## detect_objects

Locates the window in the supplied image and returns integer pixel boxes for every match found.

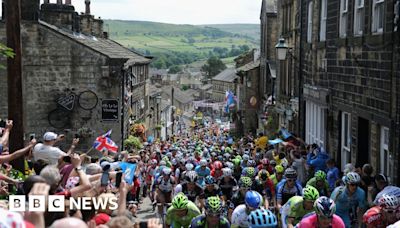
[372,0,385,33]
[305,101,326,148]
[380,127,393,182]
[339,0,348,37]
[354,0,364,35]
[320,0,327,41]
[341,112,351,170]
[307,1,313,43]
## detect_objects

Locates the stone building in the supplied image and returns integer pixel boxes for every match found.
[0,0,151,150]
[211,68,237,102]
[293,0,400,184]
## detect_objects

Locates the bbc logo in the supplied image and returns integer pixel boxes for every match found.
[9,195,65,212]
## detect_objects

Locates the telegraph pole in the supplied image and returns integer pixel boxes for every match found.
[171,87,175,137]
[6,0,25,171]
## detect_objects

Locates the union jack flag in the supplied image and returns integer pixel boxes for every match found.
[93,130,118,153]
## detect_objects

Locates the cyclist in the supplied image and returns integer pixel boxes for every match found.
[166,192,201,228]
[201,176,223,208]
[190,196,230,228]
[276,167,303,211]
[146,159,158,203]
[281,185,320,228]
[155,167,175,217]
[297,196,345,228]
[231,191,263,228]
[211,161,224,180]
[330,172,367,228]
[257,158,274,174]
[247,208,278,228]
[363,194,400,228]
[195,159,211,188]
[252,169,275,208]
[219,168,238,202]
[270,165,284,186]
[242,166,256,178]
[307,170,331,197]
[229,176,253,220]
[181,171,204,203]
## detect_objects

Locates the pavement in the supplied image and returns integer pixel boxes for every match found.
[135,196,159,222]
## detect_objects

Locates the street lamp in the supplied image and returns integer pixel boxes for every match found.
[275,38,288,61]
[156,94,162,139]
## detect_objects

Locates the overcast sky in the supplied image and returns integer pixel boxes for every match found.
[64,0,261,25]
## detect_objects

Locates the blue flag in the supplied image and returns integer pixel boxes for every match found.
[119,162,137,185]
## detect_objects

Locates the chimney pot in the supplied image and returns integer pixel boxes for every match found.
[44,0,50,3]
[85,0,90,15]
[57,0,63,4]
[65,0,71,4]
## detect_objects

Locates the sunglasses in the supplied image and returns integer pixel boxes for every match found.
[206,212,221,217]
[383,209,396,214]
[349,183,358,187]
[287,179,295,182]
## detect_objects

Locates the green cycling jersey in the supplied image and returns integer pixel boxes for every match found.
[166,201,201,228]
[287,196,315,225]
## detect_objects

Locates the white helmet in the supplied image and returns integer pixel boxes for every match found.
[200,159,208,166]
[185,163,194,171]
[160,160,167,166]
[243,154,250,161]
[345,172,361,185]
[378,194,400,209]
[174,184,183,195]
[163,167,172,175]
[222,168,232,177]
[185,170,198,182]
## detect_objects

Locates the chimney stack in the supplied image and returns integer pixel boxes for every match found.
[44,0,50,3]
[85,0,90,15]
[65,0,71,4]
[57,0,63,4]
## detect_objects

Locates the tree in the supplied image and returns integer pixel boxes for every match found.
[0,43,15,69]
[169,65,182,74]
[201,56,227,78]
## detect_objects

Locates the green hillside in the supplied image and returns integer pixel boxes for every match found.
[200,24,260,41]
[104,20,259,69]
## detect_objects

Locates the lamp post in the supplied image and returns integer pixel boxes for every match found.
[275,38,288,61]
[156,94,161,139]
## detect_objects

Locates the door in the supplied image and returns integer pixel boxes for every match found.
[341,112,351,170]
[357,117,370,167]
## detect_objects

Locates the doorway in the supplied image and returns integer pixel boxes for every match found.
[357,117,370,167]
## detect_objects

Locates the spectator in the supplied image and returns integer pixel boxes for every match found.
[32,132,79,166]
[306,146,329,173]
[326,159,340,191]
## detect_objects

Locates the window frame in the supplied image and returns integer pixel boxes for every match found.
[320,0,327,41]
[372,0,385,34]
[354,0,364,36]
[341,112,351,170]
[307,1,313,43]
[339,0,348,38]
[380,126,391,180]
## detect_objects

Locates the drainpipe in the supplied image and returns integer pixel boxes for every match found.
[298,0,304,138]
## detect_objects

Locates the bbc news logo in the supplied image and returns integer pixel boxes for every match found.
[9,195,118,212]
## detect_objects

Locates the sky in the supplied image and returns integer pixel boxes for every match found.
[65,0,262,25]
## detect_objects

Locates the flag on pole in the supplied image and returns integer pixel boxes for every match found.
[93,130,118,153]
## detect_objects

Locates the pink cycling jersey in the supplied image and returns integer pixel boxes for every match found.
[297,213,345,228]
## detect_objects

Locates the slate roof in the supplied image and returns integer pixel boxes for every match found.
[212,68,237,82]
[39,20,151,65]
[237,59,261,72]
[200,84,213,90]
[163,86,195,104]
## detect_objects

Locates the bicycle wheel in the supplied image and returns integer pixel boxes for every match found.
[78,90,98,110]
[48,109,71,129]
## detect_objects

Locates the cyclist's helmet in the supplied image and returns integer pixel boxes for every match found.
[185,163,194,171]
[345,172,361,185]
[247,160,256,167]
[222,167,233,177]
[314,170,327,181]
[225,161,234,169]
[284,167,297,179]
[246,167,256,177]
[314,196,336,218]
[150,159,158,165]
[205,176,215,185]
[217,155,224,161]
[205,196,222,214]
[163,167,172,175]
[162,156,170,162]
[247,209,278,228]
[233,159,241,167]
[275,165,284,174]
[261,158,270,165]
[258,170,270,181]
[160,160,167,166]
[185,170,198,183]
[174,184,182,195]
[239,176,253,188]
[172,192,188,209]
[200,159,208,167]
[303,185,320,201]
[213,161,223,170]
[243,154,250,161]
[378,194,400,209]
[245,190,263,209]
[171,159,178,166]
[224,153,231,159]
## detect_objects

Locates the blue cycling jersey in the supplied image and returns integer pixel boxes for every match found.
[276,179,303,202]
[331,186,367,228]
[195,165,211,187]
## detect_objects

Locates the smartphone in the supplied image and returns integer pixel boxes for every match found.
[63,156,71,163]
[100,171,109,187]
[29,134,35,141]
[115,172,122,188]
[0,120,5,128]
[139,221,148,228]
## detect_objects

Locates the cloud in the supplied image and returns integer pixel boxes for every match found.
[69,0,261,24]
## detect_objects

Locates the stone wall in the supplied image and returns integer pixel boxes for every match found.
[0,22,123,151]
